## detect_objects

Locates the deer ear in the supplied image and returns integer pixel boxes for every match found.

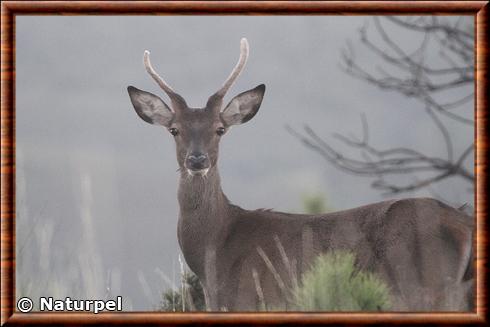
[221,84,265,126]
[127,86,174,127]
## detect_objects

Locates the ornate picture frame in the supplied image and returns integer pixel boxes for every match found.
[1,1,487,325]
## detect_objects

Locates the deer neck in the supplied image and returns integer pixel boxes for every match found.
[177,166,231,279]
[177,166,230,230]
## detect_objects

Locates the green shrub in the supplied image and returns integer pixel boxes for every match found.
[292,251,391,311]
[302,193,329,214]
[158,254,391,312]
[158,271,205,312]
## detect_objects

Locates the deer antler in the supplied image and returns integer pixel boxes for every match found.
[143,50,187,107]
[215,38,249,98]
[144,50,175,95]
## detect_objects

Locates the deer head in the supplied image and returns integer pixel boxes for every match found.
[127,38,265,176]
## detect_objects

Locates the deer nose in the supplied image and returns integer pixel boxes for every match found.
[186,153,209,170]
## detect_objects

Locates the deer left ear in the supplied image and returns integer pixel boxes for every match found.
[221,84,265,126]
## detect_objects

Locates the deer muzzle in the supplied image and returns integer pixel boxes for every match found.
[186,153,210,172]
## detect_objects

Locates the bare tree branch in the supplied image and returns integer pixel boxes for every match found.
[288,116,474,195]
[290,17,474,197]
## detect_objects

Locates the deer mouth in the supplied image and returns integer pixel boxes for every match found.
[187,168,210,177]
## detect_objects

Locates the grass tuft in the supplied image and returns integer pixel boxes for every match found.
[292,251,391,311]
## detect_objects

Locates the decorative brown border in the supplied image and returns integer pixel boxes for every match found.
[1,1,488,325]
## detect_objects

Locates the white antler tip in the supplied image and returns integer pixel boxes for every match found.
[141,49,175,94]
[240,38,249,51]
[143,50,151,64]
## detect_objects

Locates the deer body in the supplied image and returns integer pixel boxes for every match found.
[128,39,474,311]
[177,166,473,311]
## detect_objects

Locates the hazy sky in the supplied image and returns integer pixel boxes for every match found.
[16,16,474,310]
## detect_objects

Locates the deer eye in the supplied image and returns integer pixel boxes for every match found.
[169,128,179,136]
[216,127,226,136]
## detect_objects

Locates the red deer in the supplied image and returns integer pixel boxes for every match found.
[127,39,474,311]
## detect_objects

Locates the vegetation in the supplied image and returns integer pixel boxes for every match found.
[16,173,108,310]
[292,251,391,311]
[158,251,391,312]
[158,271,205,312]
[301,192,330,214]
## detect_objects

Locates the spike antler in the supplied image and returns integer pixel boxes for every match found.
[143,50,175,95]
[214,38,249,98]
[144,50,185,104]
[144,39,248,109]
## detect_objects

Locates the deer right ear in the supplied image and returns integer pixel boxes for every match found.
[127,86,174,127]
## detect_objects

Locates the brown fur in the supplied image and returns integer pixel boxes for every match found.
[176,169,474,311]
